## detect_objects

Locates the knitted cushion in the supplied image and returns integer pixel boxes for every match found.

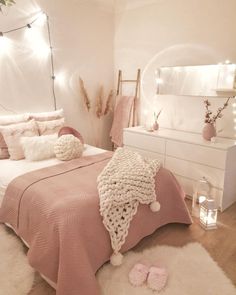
[54,134,83,161]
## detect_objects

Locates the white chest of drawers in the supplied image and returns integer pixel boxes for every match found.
[123,126,236,211]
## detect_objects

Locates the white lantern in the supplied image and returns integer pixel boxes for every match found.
[192,177,211,217]
[200,199,218,230]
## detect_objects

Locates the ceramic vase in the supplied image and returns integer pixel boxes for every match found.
[153,121,159,131]
[202,123,216,141]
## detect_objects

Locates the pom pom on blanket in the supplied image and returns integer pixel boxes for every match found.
[110,252,123,266]
[54,134,83,161]
[150,201,161,212]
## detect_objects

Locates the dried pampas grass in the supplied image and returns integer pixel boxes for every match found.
[96,86,104,118]
[103,90,113,115]
[79,77,90,111]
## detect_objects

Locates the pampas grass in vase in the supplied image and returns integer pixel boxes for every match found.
[79,77,114,147]
[96,86,104,118]
[103,90,113,115]
[79,77,90,111]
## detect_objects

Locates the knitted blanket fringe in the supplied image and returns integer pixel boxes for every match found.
[97,148,161,266]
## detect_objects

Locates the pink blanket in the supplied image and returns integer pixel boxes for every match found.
[110,96,135,146]
[0,152,192,295]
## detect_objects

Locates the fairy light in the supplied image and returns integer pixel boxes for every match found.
[0,33,11,55]
[0,11,57,110]
[35,12,47,26]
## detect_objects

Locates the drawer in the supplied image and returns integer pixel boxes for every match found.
[124,146,165,164]
[166,140,226,170]
[123,131,165,154]
[165,156,225,189]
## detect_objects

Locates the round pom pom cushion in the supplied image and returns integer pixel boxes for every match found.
[54,134,83,161]
[58,126,84,144]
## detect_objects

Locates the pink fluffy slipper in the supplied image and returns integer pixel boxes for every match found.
[147,266,168,291]
[128,263,149,287]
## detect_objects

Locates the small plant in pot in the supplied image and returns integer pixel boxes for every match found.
[153,109,162,131]
[202,97,231,141]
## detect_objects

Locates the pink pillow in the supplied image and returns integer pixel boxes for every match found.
[58,126,84,144]
[0,113,29,159]
[0,120,39,160]
[36,118,65,135]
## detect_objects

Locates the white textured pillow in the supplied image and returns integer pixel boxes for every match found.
[21,134,58,161]
[0,120,39,160]
[0,113,29,125]
[29,109,64,121]
[36,118,65,135]
[54,134,83,161]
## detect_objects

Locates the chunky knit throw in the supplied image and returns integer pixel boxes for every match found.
[97,148,161,265]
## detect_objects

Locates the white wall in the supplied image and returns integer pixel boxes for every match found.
[0,0,114,148]
[114,0,236,139]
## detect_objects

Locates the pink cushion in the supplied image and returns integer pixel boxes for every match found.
[58,126,84,144]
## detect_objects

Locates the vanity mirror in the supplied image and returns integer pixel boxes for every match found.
[156,63,236,97]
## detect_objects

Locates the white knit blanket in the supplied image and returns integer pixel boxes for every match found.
[97,148,161,265]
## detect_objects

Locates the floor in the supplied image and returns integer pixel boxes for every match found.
[28,200,236,294]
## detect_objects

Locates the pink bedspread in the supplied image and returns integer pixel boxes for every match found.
[0,152,192,295]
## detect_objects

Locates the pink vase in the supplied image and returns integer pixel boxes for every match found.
[153,121,159,131]
[202,123,216,141]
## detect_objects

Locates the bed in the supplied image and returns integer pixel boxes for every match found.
[0,144,192,295]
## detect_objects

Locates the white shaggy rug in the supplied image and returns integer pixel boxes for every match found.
[97,243,236,295]
[0,225,34,295]
[0,224,235,295]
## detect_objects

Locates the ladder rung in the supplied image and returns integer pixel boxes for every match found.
[121,79,137,82]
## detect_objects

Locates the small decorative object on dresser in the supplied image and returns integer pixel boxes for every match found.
[200,198,218,230]
[202,97,231,141]
[192,177,211,217]
[202,123,216,141]
[153,110,162,131]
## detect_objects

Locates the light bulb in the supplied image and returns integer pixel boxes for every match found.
[0,35,11,55]
[24,27,50,59]
[55,71,66,87]
[155,78,163,84]
[36,12,47,26]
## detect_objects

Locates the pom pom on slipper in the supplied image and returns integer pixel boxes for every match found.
[147,266,168,291]
[128,263,149,287]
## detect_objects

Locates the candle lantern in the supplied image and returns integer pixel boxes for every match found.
[192,177,211,217]
[200,199,218,230]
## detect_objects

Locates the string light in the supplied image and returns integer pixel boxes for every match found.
[0,11,57,110]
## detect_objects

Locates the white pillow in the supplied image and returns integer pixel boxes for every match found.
[29,109,64,121]
[21,134,58,161]
[0,113,29,125]
[0,113,29,159]
[0,120,39,160]
[36,118,65,135]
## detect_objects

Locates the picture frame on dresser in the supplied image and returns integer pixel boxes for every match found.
[123,126,236,211]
